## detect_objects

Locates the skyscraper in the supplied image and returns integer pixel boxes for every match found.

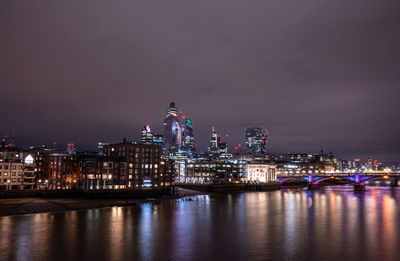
[181,116,196,155]
[208,126,219,154]
[245,127,268,155]
[163,102,181,154]
[208,127,230,158]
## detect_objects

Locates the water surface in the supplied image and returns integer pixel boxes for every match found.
[1,186,400,261]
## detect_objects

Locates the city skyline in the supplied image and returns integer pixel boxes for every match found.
[1,1,399,162]
[0,100,397,165]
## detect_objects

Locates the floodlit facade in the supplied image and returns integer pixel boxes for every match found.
[245,163,277,183]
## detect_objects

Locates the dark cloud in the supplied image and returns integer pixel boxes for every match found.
[1,0,399,162]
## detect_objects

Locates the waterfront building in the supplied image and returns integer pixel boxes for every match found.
[270,151,340,176]
[245,127,268,155]
[79,152,104,190]
[159,156,174,187]
[40,153,81,189]
[0,148,36,190]
[245,163,277,183]
[103,141,162,189]
[175,159,246,184]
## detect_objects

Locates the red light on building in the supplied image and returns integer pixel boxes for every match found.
[238,144,241,147]
[235,147,238,150]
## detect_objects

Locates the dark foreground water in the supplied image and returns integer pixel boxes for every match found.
[1,186,400,261]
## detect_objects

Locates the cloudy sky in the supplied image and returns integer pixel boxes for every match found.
[1,0,399,162]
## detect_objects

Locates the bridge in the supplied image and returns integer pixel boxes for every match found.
[277,171,400,191]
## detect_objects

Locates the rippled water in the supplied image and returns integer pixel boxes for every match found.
[1,186,400,261]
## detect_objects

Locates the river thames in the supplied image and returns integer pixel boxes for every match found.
[1,186,400,261]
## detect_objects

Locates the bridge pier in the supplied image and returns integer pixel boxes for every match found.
[391,177,398,187]
[307,183,320,190]
[354,183,365,192]
[353,171,365,191]
[307,173,320,190]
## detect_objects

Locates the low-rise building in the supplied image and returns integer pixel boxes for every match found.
[175,159,246,184]
[41,153,81,189]
[0,148,36,190]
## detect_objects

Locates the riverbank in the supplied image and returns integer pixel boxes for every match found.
[0,187,203,217]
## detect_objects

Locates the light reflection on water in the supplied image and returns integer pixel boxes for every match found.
[1,186,400,261]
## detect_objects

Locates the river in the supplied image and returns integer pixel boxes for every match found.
[1,186,400,261]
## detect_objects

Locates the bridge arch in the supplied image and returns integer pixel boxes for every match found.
[360,176,390,185]
[312,176,353,184]
[277,177,308,183]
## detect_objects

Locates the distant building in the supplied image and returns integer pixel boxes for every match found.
[207,127,230,158]
[163,102,181,155]
[67,143,77,155]
[181,117,196,156]
[141,125,154,145]
[152,134,163,148]
[97,142,109,155]
[245,127,268,155]
[208,127,219,155]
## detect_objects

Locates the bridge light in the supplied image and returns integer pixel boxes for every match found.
[330,176,334,179]
[383,175,389,179]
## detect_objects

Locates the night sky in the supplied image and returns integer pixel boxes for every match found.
[1,1,399,162]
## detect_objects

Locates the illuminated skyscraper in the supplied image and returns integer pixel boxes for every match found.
[163,102,181,154]
[245,127,268,155]
[208,127,219,154]
[208,127,230,158]
[181,116,196,156]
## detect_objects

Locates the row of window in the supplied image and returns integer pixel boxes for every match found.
[0,178,22,183]
[0,165,24,170]
[0,172,23,176]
